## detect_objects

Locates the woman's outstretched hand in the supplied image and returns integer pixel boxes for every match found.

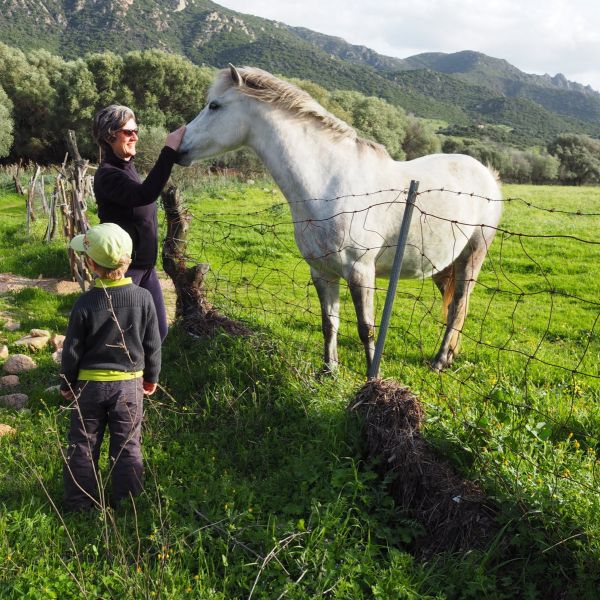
[165,126,186,151]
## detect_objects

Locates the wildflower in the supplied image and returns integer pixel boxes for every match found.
[573,440,580,450]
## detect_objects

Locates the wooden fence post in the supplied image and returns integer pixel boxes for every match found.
[25,165,41,235]
[161,184,248,337]
[12,160,25,195]
[61,130,92,290]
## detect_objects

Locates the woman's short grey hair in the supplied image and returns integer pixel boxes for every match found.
[92,104,136,148]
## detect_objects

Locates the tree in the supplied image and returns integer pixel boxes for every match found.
[548,134,600,185]
[402,116,441,160]
[49,58,99,157]
[0,43,56,159]
[504,149,532,183]
[0,85,14,159]
[86,52,135,109]
[290,78,353,124]
[528,151,559,183]
[331,90,407,159]
[122,50,213,129]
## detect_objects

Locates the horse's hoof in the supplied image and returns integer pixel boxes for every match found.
[429,349,454,372]
[318,364,339,380]
[428,359,444,372]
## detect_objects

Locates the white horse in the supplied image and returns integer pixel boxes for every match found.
[178,65,503,374]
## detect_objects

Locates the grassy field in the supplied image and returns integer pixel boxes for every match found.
[0,173,598,598]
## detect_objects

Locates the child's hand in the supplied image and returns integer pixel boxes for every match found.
[143,381,157,395]
[60,388,74,401]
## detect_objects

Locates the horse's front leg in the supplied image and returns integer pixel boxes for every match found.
[311,268,341,375]
[347,265,376,376]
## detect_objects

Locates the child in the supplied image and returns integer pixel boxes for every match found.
[60,223,161,511]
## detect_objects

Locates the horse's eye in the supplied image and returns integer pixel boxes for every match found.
[208,101,220,110]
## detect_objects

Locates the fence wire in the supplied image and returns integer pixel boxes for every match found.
[1,172,598,508]
[161,185,599,502]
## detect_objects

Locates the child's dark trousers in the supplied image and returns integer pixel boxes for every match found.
[63,379,144,511]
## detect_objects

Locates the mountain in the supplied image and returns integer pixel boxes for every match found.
[1,0,599,145]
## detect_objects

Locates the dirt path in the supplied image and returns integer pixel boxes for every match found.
[0,273,81,295]
[0,272,177,322]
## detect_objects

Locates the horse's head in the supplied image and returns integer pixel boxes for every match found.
[177,65,251,166]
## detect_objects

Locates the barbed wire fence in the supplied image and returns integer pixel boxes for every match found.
[1,165,598,535]
[159,181,599,514]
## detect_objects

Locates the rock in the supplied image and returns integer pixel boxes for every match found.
[2,354,37,374]
[30,329,51,338]
[43,385,61,395]
[246,179,255,185]
[0,424,16,437]
[50,334,65,351]
[0,393,28,410]
[0,345,8,360]
[14,335,50,351]
[4,321,20,332]
[0,375,19,387]
[52,349,63,364]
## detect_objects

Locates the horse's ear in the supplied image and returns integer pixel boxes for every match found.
[229,63,243,87]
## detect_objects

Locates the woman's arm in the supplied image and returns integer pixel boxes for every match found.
[95,147,179,208]
[95,126,186,208]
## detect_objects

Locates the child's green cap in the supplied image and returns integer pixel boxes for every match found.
[70,223,132,269]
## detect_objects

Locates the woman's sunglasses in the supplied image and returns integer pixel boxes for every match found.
[117,128,139,137]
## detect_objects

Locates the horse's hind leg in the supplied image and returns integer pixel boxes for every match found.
[430,229,493,371]
[311,268,341,374]
[347,266,376,375]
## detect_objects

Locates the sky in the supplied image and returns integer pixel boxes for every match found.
[216,0,600,92]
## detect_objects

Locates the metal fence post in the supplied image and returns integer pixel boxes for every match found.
[368,180,419,379]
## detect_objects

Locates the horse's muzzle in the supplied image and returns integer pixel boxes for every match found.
[176,150,190,166]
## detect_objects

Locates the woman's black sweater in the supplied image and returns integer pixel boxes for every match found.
[94,146,178,268]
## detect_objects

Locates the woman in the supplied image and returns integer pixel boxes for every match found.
[92,104,185,341]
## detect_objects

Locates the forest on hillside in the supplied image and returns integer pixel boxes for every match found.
[0,42,599,184]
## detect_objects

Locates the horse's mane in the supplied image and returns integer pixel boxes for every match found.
[212,66,388,156]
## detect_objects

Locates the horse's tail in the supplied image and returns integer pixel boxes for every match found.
[441,265,455,321]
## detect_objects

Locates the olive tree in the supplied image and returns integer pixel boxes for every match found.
[122,50,214,129]
[402,116,441,160]
[331,90,407,159]
[0,85,14,159]
[0,43,56,159]
[548,134,600,185]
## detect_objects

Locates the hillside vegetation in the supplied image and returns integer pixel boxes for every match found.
[1,0,600,147]
[1,42,600,185]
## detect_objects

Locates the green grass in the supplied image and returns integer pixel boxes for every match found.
[0,177,78,279]
[0,179,599,598]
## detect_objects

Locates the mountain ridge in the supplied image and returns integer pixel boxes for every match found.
[1,0,599,144]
